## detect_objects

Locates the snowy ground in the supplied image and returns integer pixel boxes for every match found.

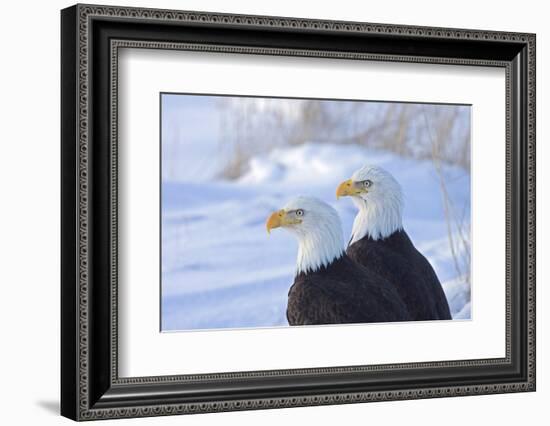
[161,143,471,331]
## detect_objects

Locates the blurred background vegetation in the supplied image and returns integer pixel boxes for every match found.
[216,98,470,180]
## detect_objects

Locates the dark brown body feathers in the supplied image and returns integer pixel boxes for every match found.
[346,230,452,321]
[286,255,411,326]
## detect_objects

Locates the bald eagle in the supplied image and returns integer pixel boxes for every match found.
[266,196,411,326]
[336,165,452,321]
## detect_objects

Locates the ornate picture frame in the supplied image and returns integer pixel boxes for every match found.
[61,4,535,421]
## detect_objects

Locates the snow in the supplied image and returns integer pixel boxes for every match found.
[161,143,471,331]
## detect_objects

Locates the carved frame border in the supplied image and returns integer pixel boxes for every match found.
[62,3,535,420]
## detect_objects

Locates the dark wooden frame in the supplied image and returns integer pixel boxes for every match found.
[61,3,536,421]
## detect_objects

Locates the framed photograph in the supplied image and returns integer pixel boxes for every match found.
[61,4,536,421]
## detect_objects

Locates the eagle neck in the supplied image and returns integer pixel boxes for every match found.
[295,224,345,275]
[350,196,403,244]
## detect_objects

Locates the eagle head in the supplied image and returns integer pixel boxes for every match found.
[266,196,344,274]
[336,165,404,242]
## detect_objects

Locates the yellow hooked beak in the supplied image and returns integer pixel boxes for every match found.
[266,209,287,234]
[266,209,303,234]
[336,178,364,199]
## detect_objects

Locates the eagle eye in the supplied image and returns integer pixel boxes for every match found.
[363,179,372,188]
[295,209,304,217]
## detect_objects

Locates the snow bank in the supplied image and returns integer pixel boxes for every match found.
[162,143,471,331]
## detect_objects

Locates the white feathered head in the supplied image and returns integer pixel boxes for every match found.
[266,196,344,274]
[336,165,404,242]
